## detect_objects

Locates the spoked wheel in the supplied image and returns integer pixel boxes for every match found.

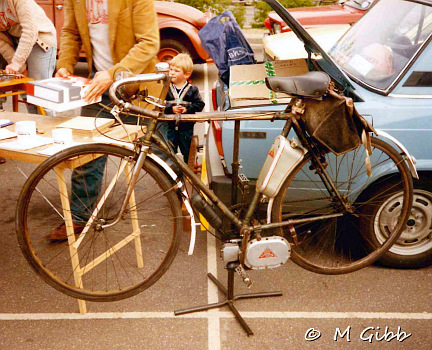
[16,144,182,301]
[271,137,413,274]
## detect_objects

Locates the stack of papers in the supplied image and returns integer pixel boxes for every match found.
[0,128,17,140]
[37,141,81,156]
[0,136,53,151]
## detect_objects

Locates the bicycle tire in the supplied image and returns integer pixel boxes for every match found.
[271,137,413,274]
[16,143,182,301]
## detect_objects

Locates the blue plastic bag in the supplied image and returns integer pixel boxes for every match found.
[199,11,255,84]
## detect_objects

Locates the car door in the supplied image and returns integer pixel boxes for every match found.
[381,43,432,164]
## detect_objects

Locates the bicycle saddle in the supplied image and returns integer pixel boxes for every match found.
[265,71,331,98]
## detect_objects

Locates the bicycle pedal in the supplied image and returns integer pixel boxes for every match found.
[235,264,252,288]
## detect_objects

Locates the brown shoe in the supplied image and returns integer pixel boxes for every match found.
[46,222,85,242]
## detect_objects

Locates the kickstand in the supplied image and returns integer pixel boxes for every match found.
[174,262,283,336]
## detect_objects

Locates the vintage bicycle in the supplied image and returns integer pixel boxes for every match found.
[15,64,415,335]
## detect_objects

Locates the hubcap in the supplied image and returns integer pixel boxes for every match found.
[157,48,180,63]
[374,190,432,256]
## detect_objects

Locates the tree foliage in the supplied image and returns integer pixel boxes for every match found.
[172,0,315,29]
[252,0,315,28]
[172,0,246,28]
[231,4,246,28]
[173,0,228,13]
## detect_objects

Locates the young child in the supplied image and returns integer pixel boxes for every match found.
[165,53,205,162]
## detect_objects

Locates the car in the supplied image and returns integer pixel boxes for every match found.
[264,0,376,34]
[36,0,211,63]
[263,24,350,59]
[206,0,432,268]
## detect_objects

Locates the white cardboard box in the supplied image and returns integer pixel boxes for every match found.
[26,76,101,112]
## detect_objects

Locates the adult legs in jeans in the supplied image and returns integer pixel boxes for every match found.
[25,43,57,114]
[70,155,107,224]
[70,92,139,224]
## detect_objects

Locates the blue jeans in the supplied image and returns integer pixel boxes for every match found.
[70,92,140,222]
[70,154,107,223]
[26,44,56,114]
[1,42,56,112]
[9,37,57,114]
[26,43,57,81]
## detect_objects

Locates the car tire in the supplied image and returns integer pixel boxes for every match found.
[157,39,192,63]
[365,178,432,269]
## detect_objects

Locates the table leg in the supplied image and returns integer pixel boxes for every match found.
[12,94,18,112]
[54,166,87,314]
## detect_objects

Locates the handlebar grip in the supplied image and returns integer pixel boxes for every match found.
[109,72,168,119]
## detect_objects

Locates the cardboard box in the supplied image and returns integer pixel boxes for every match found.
[229,59,309,108]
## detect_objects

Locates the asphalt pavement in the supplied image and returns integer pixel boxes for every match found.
[0,48,432,349]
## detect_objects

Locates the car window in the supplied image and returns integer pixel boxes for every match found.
[330,0,432,91]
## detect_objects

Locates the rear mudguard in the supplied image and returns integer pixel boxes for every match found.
[266,130,418,224]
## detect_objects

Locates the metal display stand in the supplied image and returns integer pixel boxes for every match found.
[174,120,283,336]
[175,262,282,336]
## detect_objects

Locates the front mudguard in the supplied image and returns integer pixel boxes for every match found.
[147,152,197,255]
[375,129,419,179]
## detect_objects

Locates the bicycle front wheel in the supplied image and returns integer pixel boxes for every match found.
[271,137,413,274]
[16,144,182,301]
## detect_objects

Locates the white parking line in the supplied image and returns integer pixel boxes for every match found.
[207,231,221,350]
[203,61,222,350]
[1,311,431,321]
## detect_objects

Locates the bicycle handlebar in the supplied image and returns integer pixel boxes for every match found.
[109,72,169,119]
[108,70,292,122]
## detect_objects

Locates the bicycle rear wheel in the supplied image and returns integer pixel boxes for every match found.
[16,144,182,301]
[271,137,413,274]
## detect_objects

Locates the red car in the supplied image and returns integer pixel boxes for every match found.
[36,0,211,63]
[264,0,376,34]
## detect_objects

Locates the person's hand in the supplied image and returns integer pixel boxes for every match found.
[5,63,20,74]
[173,105,187,114]
[83,70,113,103]
[55,68,71,78]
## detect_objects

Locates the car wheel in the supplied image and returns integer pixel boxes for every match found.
[370,181,432,268]
[157,39,191,63]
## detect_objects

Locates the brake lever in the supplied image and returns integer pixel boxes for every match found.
[109,105,132,142]
[144,95,165,109]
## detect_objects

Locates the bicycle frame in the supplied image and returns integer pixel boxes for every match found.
[104,72,352,241]
[15,67,415,310]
